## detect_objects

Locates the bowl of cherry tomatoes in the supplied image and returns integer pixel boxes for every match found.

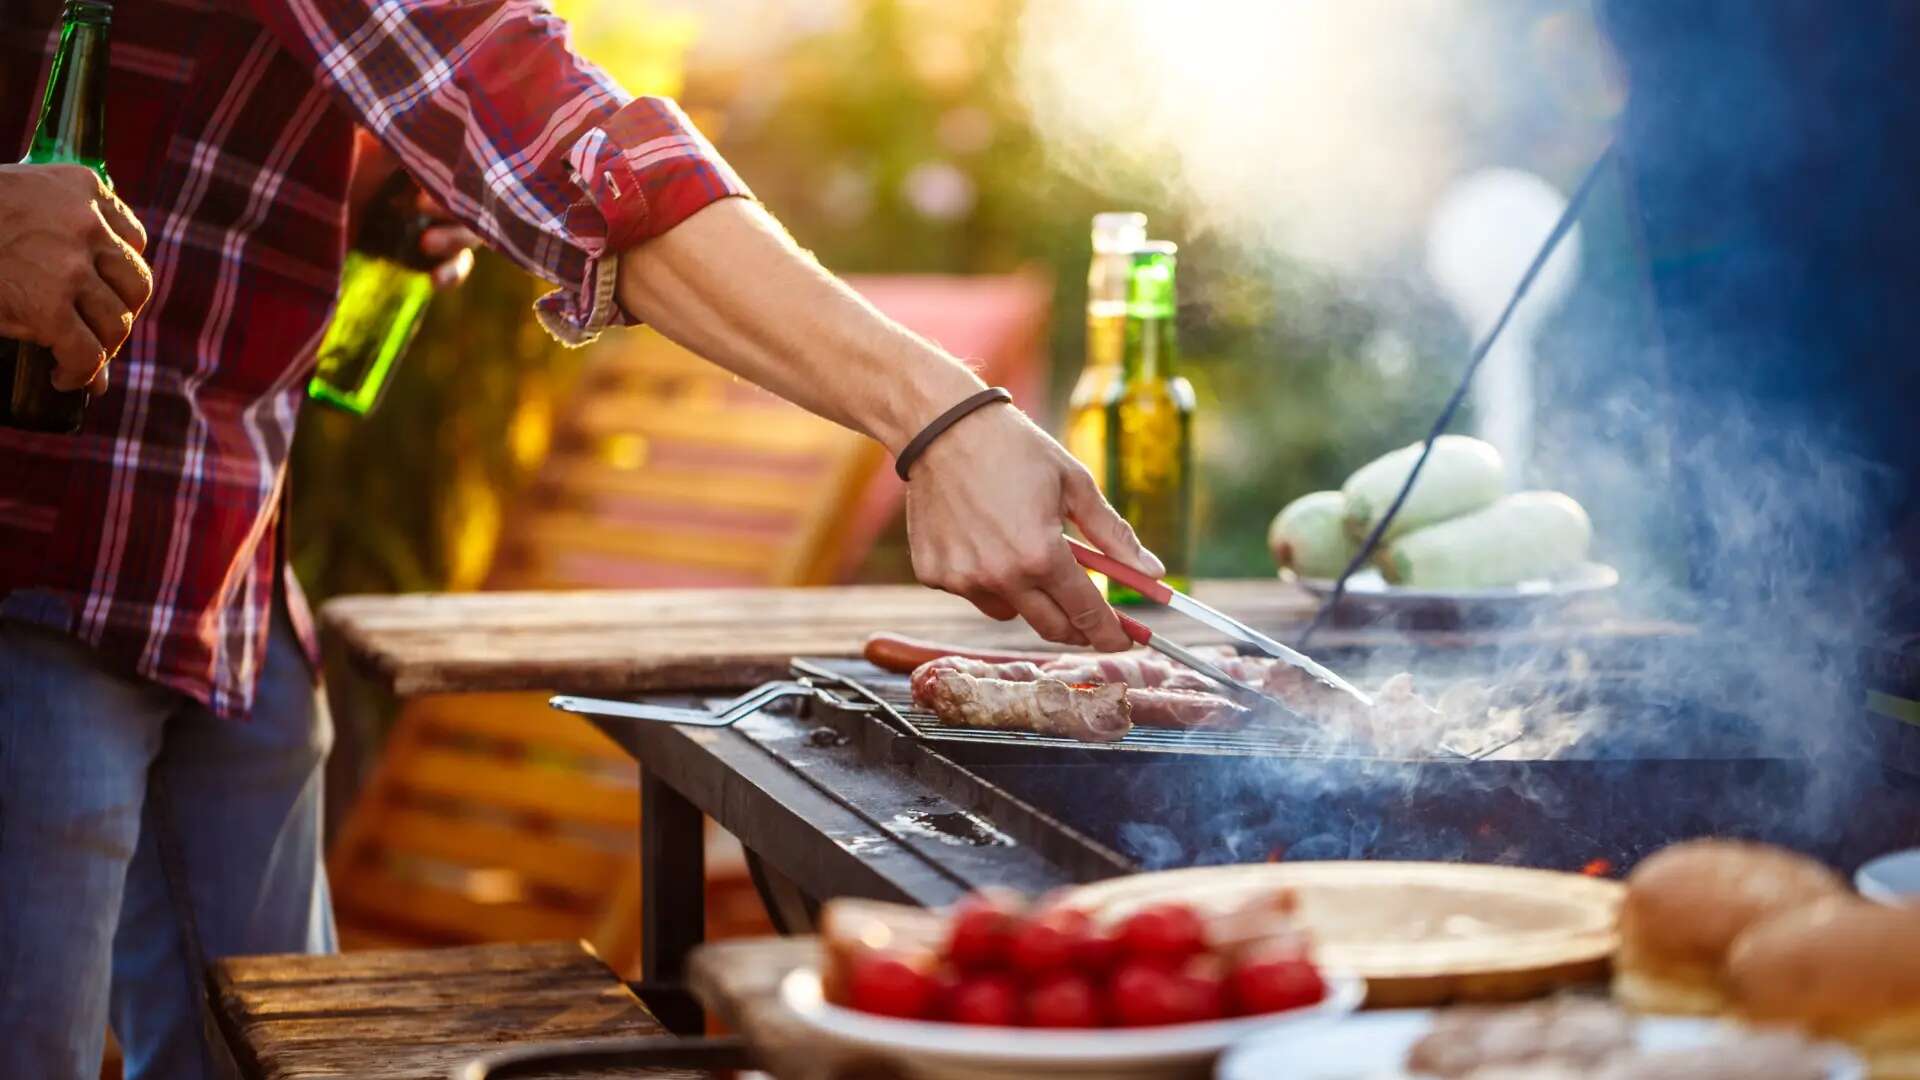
[786,889,1362,1079]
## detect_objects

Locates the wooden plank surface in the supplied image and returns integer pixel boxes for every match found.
[322,581,1688,697]
[212,941,696,1080]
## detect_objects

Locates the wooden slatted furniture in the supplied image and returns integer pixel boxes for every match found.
[490,272,1052,589]
[210,941,698,1080]
[327,273,1054,973]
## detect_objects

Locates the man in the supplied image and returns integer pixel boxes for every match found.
[0,2,1162,1077]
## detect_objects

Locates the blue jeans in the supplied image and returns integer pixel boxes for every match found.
[0,602,336,1080]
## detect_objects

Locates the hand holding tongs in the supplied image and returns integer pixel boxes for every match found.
[1068,537,1373,707]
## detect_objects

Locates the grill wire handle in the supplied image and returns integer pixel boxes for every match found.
[1298,144,1617,647]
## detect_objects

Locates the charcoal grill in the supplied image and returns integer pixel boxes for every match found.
[573,650,1920,1033]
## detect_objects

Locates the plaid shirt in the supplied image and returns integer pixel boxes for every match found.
[0,0,748,718]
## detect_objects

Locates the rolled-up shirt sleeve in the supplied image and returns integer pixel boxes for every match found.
[248,0,751,344]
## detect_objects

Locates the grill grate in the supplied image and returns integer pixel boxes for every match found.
[790,658,1394,760]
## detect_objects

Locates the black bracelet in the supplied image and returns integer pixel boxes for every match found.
[894,386,1014,481]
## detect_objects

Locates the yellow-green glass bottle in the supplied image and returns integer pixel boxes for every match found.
[1103,241,1194,603]
[1065,212,1148,486]
[1,1,114,434]
[307,171,437,415]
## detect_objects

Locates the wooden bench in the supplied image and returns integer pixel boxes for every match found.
[210,941,700,1080]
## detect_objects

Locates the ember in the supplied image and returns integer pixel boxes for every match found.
[1580,858,1613,878]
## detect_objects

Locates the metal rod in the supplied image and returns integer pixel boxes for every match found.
[1299,145,1618,647]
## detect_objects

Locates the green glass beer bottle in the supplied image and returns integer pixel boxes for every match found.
[1065,212,1148,488]
[306,171,438,415]
[1,0,114,435]
[1103,241,1195,603]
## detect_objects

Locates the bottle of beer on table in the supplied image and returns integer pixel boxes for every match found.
[306,170,438,416]
[1103,241,1195,603]
[1065,212,1148,484]
[1,1,114,435]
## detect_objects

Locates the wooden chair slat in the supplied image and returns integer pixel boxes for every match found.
[540,462,828,512]
[365,806,628,897]
[406,692,636,761]
[332,872,591,944]
[514,516,789,572]
[392,749,640,829]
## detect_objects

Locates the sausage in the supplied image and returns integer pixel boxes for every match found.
[861,633,1058,674]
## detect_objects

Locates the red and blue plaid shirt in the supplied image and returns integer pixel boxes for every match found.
[0,0,748,717]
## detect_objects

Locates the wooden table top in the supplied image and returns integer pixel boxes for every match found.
[211,941,696,1080]
[322,580,1687,698]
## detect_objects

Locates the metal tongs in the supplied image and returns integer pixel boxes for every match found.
[1068,537,1374,708]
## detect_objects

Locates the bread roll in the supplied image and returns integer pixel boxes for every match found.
[1613,839,1847,1015]
[1727,898,1920,1079]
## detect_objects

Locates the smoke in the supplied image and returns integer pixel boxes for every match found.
[1008,1,1913,869]
[1013,0,1614,273]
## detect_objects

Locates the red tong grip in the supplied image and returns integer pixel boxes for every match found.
[1064,537,1174,604]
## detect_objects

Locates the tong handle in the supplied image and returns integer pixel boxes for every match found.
[1115,611,1154,646]
[1065,537,1173,604]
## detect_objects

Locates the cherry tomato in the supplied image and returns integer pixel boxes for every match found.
[1009,908,1095,976]
[1071,923,1122,974]
[847,953,938,1019]
[1108,959,1224,1027]
[946,973,1023,1026]
[1229,954,1326,1015]
[946,904,1018,971]
[1115,903,1207,967]
[1026,972,1103,1028]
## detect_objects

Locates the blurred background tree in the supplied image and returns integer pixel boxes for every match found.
[293,0,1638,604]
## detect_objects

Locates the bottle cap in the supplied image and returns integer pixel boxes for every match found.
[1091,212,1148,253]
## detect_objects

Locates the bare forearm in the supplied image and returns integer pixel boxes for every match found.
[613,198,982,453]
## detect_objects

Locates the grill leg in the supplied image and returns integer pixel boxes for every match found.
[640,767,705,1034]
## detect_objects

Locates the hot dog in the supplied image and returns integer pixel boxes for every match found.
[862,632,1059,674]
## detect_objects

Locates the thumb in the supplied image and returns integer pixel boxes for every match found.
[1063,467,1166,579]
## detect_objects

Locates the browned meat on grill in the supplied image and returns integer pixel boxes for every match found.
[1125,687,1252,730]
[910,656,1243,731]
[1039,653,1216,691]
[902,649,1448,747]
[908,656,1048,695]
[911,665,1132,742]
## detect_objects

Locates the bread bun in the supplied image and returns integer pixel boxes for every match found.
[1613,840,1847,1015]
[1727,898,1920,1079]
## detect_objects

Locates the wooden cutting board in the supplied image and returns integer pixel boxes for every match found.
[1064,862,1623,1008]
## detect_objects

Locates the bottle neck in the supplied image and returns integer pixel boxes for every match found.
[1123,314,1177,380]
[25,8,112,184]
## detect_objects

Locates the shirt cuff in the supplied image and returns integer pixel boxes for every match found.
[535,96,753,346]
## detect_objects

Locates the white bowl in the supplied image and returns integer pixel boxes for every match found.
[779,966,1363,1080]
[1216,1009,1864,1080]
[1856,846,1920,905]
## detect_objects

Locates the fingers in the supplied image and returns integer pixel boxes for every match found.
[86,176,147,255]
[94,230,153,315]
[74,280,133,360]
[419,223,480,259]
[1062,466,1167,578]
[88,365,109,396]
[959,590,1018,622]
[1042,553,1131,652]
[47,308,106,392]
[431,247,475,289]
[1005,587,1087,648]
